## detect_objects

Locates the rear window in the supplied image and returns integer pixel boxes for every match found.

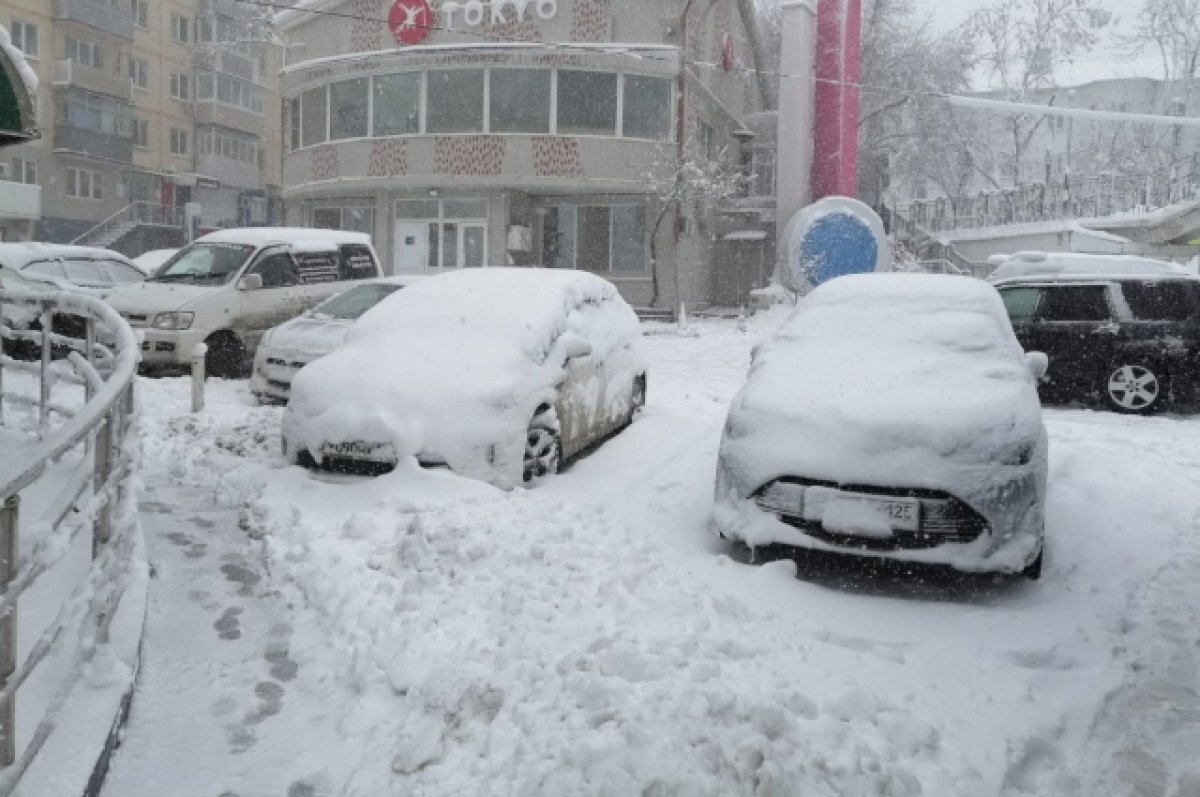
[1121,281,1199,321]
[1035,286,1112,321]
[339,244,378,281]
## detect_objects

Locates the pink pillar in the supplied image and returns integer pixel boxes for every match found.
[812,0,862,200]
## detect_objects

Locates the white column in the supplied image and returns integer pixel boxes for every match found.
[775,1,818,272]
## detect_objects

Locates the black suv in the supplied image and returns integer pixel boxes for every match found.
[995,274,1200,413]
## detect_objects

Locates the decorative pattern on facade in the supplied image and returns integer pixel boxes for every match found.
[350,0,385,52]
[483,17,543,42]
[433,136,505,176]
[311,144,340,181]
[532,137,583,178]
[570,0,612,43]
[367,138,408,178]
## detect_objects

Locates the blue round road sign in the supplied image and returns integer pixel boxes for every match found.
[782,196,890,292]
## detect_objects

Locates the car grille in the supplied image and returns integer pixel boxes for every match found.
[753,476,989,551]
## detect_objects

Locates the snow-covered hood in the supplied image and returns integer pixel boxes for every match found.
[106,281,221,315]
[261,314,352,362]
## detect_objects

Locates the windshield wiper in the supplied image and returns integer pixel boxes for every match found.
[148,273,197,282]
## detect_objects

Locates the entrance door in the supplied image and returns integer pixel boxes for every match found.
[463,224,487,268]
[394,222,428,274]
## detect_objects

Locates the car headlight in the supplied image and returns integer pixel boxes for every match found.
[151,311,194,330]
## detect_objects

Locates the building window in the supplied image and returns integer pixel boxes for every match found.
[544,204,647,273]
[129,57,149,90]
[66,95,132,136]
[622,75,671,140]
[489,69,550,134]
[11,20,39,59]
[170,71,191,101]
[287,97,300,150]
[65,36,104,68]
[201,72,264,113]
[199,128,259,163]
[313,207,375,235]
[426,70,484,134]
[557,70,617,136]
[67,167,103,200]
[134,119,149,148]
[134,0,149,29]
[170,128,188,155]
[10,157,38,184]
[171,13,191,43]
[330,78,369,140]
[301,85,328,147]
[372,73,420,136]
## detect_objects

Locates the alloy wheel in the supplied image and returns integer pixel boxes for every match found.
[1106,365,1161,412]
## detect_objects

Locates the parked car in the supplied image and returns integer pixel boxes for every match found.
[712,274,1048,579]
[994,272,1200,413]
[106,228,384,377]
[282,268,647,488]
[987,251,1188,283]
[250,277,421,404]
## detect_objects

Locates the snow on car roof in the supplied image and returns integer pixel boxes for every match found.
[0,243,138,270]
[988,252,1188,283]
[197,227,372,251]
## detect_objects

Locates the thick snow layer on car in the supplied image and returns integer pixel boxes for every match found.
[988,252,1188,283]
[196,227,371,250]
[284,269,645,486]
[714,274,1045,568]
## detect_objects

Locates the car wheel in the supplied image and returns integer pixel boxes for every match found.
[1020,547,1043,580]
[205,332,245,379]
[631,374,647,411]
[1103,362,1167,414]
[523,406,562,485]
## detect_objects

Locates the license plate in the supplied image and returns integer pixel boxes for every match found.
[804,487,920,534]
[323,441,393,460]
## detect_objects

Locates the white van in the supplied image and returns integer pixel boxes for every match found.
[106,228,383,376]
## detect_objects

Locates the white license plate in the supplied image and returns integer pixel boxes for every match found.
[323,441,393,460]
[804,488,920,534]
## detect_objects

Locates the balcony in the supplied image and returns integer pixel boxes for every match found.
[193,100,262,134]
[52,0,134,40]
[52,60,132,102]
[0,182,41,221]
[54,125,133,163]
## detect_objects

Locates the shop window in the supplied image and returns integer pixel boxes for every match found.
[330,78,369,140]
[372,73,420,136]
[611,206,646,271]
[490,69,550,134]
[314,207,375,235]
[557,71,617,136]
[622,75,671,140]
[427,70,484,133]
[545,204,647,273]
[301,86,328,147]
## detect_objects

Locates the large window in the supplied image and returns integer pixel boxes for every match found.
[545,203,647,273]
[557,71,617,136]
[622,75,671,140]
[427,70,485,133]
[66,167,103,200]
[330,78,369,140]
[372,73,420,135]
[301,86,328,147]
[65,94,132,137]
[490,69,550,134]
[1036,286,1112,321]
[11,21,38,59]
[313,206,375,235]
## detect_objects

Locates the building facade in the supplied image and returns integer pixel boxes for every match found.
[278,0,771,309]
[0,0,283,250]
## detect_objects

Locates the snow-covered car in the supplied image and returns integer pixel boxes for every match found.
[250,277,421,404]
[712,274,1049,578]
[132,248,179,274]
[106,228,383,377]
[282,268,647,488]
[987,251,1188,283]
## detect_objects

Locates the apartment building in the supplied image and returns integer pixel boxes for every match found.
[0,0,282,251]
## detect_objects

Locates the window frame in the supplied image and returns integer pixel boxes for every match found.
[11,20,39,60]
[129,56,149,91]
[169,127,189,156]
[66,167,104,201]
[134,0,149,30]
[544,202,649,275]
[169,71,191,102]
[170,12,191,44]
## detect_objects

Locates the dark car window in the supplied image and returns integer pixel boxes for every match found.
[311,283,403,319]
[339,244,378,281]
[249,253,300,288]
[1000,287,1042,323]
[1121,281,1199,321]
[293,251,341,284]
[1035,286,1111,321]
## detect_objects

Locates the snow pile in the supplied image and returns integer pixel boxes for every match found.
[245,465,986,795]
[987,251,1188,283]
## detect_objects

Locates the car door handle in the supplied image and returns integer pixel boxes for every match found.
[1092,323,1120,335]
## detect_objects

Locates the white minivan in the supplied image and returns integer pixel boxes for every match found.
[107,228,383,377]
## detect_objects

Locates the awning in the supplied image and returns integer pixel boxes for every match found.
[0,26,38,148]
[723,230,769,242]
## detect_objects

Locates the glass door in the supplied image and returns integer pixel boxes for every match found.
[463,224,486,268]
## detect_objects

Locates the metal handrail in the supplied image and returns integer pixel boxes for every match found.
[0,286,140,786]
[69,201,184,247]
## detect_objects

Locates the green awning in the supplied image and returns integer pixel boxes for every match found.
[0,32,38,147]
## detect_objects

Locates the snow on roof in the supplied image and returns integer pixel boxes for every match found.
[0,243,136,270]
[724,230,769,241]
[938,220,1132,244]
[0,24,38,95]
[987,252,1189,283]
[196,227,372,249]
[280,42,682,74]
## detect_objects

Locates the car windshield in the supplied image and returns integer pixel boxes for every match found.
[311,283,404,320]
[150,243,256,284]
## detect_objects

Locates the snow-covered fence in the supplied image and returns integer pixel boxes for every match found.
[0,288,140,789]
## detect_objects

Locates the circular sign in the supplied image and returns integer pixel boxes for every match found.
[781,196,890,292]
[388,0,434,46]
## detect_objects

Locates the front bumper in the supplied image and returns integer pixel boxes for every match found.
[127,326,208,368]
[250,349,312,402]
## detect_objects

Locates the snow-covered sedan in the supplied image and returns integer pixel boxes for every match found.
[250,277,420,404]
[712,274,1049,578]
[282,268,647,487]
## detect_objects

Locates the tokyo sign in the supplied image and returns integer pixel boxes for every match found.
[389,0,558,44]
[388,0,435,45]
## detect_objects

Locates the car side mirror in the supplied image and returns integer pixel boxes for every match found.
[238,273,263,292]
[1025,351,1049,381]
[559,333,593,362]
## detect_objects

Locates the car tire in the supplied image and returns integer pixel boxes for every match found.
[1020,548,1043,581]
[1102,362,1168,414]
[205,332,245,379]
[523,405,562,485]
[628,374,647,423]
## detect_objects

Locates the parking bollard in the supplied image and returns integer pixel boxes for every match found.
[191,343,207,413]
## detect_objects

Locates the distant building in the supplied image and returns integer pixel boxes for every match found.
[0,22,40,240]
[0,0,283,250]
[277,0,774,310]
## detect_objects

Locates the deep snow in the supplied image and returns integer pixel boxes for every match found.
[98,307,1200,796]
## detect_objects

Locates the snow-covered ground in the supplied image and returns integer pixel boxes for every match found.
[99,307,1200,796]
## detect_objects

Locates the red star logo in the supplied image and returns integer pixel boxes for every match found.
[388,0,434,46]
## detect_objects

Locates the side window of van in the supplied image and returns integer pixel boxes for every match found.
[249,252,300,288]
[339,244,378,281]
[293,251,341,284]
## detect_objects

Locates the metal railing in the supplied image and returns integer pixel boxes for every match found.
[0,287,139,789]
[70,201,185,248]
